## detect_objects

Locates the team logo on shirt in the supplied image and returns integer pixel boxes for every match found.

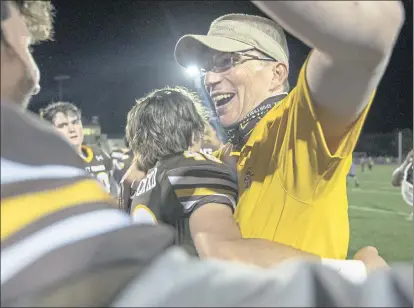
[244,167,254,189]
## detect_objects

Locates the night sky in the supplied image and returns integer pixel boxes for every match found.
[30,0,413,136]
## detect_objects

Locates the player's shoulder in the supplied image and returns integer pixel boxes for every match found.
[83,144,111,161]
[163,151,225,168]
[85,144,108,155]
[1,103,84,168]
[161,151,235,181]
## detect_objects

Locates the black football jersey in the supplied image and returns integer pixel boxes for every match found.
[82,144,117,195]
[123,151,238,255]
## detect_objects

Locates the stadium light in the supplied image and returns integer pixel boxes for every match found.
[53,74,70,102]
[185,65,200,78]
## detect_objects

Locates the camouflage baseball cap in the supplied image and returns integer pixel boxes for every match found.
[174,13,289,69]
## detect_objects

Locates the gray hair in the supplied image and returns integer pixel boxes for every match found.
[126,86,208,172]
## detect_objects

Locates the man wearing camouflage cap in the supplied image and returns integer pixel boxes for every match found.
[175,1,404,269]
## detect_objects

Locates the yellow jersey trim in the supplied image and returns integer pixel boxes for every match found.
[1,179,114,240]
[132,204,158,223]
[81,145,94,163]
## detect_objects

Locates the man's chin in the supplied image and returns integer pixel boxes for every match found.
[218,114,239,128]
[215,102,240,128]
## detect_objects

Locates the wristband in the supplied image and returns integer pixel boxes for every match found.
[321,258,367,284]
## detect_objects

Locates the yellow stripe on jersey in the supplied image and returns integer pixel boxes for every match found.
[81,145,94,163]
[175,187,235,199]
[1,179,114,240]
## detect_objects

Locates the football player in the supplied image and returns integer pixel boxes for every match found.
[120,86,239,256]
[1,1,175,305]
[360,156,367,172]
[392,149,413,220]
[368,156,375,171]
[347,161,360,188]
[40,102,118,195]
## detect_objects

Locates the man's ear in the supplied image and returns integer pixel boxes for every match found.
[270,62,288,92]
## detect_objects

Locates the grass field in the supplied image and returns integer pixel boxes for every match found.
[347,165,413,262]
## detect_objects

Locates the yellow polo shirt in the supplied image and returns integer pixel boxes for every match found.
[215,56,374,259]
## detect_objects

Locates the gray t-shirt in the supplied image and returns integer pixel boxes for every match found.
[113,248,412,307]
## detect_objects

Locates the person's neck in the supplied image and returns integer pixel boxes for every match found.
[224,92,288,149]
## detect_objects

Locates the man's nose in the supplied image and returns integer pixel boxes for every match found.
[68,124,76,132]
[32,84,41,96]
[204,71,223,94]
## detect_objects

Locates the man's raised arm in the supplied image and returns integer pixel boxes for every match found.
[253,1,405,149]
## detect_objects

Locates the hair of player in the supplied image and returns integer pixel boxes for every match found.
[0,1,55,43]
[211,13,290,92]
[126,86,209,172]
[39,101,82,124]
[123,135,130,149]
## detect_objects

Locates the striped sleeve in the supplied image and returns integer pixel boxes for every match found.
[166,160,238,215]
[0,158,125,283]
[0,103,176,305]
[1,161,176,306]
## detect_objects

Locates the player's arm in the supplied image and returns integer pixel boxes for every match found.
[392,150,413,187]
[168,153,318,266]
[189,203,319,267]
[190,204,388,282]
[253,1,404,152]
